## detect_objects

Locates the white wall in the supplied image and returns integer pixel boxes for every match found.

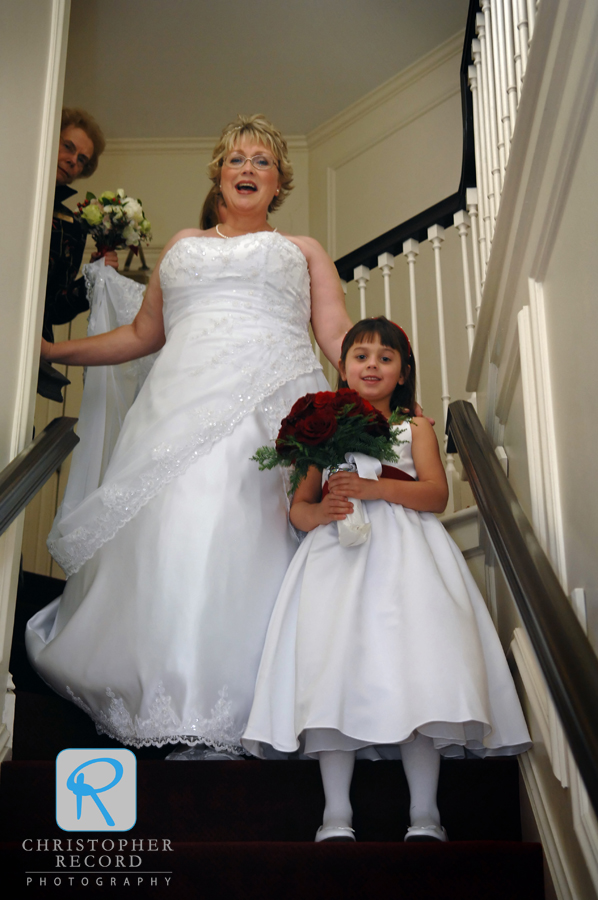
[0,0,70,756]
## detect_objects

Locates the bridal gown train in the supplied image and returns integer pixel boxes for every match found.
[26,232,329,751]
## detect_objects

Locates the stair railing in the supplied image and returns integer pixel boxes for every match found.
[334,0,542,511]
[447,399,598,820]
[0,417,79,537]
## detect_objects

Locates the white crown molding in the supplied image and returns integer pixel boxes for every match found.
[306,31,463,151]
[104,135,308,155]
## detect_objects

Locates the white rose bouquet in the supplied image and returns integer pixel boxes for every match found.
[76,189,152,256]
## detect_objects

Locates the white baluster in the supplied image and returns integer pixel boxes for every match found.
[471,41,493,260]
[340,279,348,296]
[475,18,498,234]
[489,0,507,179]
[377,252,395,320]
[428,225,458,511]
[517,0,529,84]
[402,238,421,398]
[453,211,476,356]
[503,0,519,135]
[526,0,536,42]
[466,188,484,314]
[493,0,512,165]
[468,58,489,270]
[512,0,523,101]
[480,3,504,200]
[354,265,370,320]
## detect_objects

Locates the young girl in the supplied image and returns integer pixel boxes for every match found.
[242,317,531,842]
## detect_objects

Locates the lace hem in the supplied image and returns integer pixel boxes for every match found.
[49,357,322,576]
[66,683,248,754]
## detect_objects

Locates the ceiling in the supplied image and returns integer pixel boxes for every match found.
[63,0,469,139]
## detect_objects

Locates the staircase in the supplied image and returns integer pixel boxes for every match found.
[0,572,543,899]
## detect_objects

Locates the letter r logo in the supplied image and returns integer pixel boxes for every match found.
[56,749,136,831]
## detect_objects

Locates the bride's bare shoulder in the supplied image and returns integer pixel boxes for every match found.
[281,234,327,260]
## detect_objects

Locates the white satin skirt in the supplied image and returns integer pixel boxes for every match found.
[26,371,328,751]
[243,500,532,760]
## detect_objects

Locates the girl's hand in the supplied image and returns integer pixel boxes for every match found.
[328,471,381,501]
[317,491,354,525]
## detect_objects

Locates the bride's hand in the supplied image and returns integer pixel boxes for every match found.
[40,337,55,362]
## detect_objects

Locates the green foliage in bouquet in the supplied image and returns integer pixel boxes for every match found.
[76,189,152,255]
[252,389,408,493]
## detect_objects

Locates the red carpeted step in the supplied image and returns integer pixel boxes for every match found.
[1,757,520,843]
[1,839,544,900]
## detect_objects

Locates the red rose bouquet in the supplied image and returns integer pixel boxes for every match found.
[252,388,400,493]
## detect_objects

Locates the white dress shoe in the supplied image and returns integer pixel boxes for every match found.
[404,823,448,842]
[315,824,356,843]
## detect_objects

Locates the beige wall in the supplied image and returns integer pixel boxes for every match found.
[78,138,309,260]
[307,33,463,257]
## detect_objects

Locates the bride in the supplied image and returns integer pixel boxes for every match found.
[26,114,352,753]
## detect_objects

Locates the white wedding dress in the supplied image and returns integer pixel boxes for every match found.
[26,232,329,751]
[243,420,531,760]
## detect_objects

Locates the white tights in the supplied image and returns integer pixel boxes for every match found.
[318,732,441,828]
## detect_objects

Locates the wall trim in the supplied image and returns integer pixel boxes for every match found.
[519,752,575,900]
[306,31,463,150]
[104,135,309,155]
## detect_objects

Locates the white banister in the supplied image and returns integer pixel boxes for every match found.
[466,187,484,312]
[402,238,421,397]
[353,265,370,319]
[377,252,395,320]
[453,211,476,357]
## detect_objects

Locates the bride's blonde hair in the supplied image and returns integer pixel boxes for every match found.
[207,114,294,214]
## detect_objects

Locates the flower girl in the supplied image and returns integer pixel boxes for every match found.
[242,317,531,842]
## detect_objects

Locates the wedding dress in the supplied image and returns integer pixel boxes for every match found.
[26,232,329,751]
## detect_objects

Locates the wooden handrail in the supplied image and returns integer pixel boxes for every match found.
[447,400,598,818]
[0,417,79,537]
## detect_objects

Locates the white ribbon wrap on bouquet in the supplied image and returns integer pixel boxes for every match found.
[328,452,382,548]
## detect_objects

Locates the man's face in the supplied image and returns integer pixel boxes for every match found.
[56,125,94,185]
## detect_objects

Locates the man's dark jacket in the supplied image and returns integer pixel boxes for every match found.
[43,184,89,343]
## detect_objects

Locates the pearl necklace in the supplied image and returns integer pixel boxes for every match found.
[215,224,277,239]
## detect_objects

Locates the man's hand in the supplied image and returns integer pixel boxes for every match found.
[414,402,435,426]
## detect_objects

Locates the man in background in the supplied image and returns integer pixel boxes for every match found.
[40,108,118,399]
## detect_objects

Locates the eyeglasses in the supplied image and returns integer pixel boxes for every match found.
[223,152,278,171]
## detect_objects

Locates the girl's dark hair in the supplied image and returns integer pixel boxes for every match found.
[337,317,417,414]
